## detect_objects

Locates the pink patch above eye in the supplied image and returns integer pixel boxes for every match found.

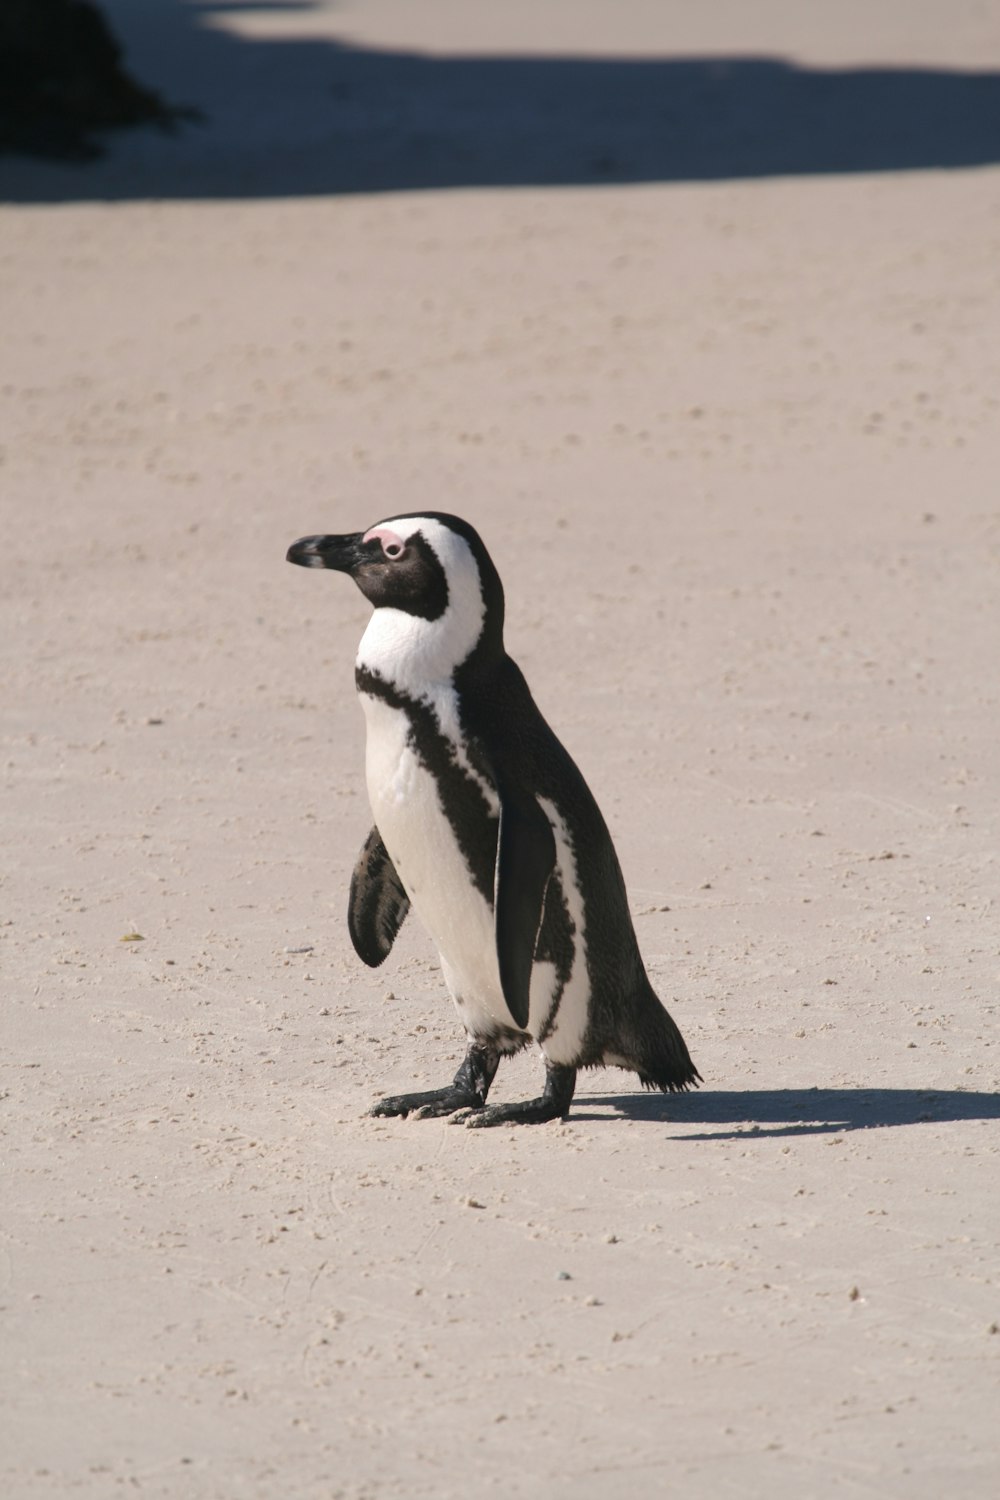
[363,526,405,557]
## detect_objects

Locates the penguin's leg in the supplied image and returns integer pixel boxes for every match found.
[459,1060,577,1128]
[369,1038,501,1120]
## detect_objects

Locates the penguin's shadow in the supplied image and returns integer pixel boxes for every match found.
[571,1086,1000,1138]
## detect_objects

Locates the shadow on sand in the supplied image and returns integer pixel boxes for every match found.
[3,0,1000,200]
[572,1086,1000,1138]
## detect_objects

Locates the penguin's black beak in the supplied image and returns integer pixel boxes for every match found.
[286,533,368,572]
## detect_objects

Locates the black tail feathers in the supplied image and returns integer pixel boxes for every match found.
[632,991,701,1093]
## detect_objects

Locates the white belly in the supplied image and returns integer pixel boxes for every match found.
[361,693,513,1034]
[360,692,591,1059]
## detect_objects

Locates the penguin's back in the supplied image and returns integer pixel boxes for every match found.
[452,650,703,1088]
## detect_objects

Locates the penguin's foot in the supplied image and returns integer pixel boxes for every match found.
[370,1086,482,1120]
[458,1063,577,1128]
[369,1040,501,1120]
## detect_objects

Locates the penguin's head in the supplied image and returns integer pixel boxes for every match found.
[287,513,505,678]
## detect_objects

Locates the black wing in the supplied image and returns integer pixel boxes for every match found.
[348,827,410,967]
[494,787,556,1029]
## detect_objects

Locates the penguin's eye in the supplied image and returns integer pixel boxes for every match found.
[362,526,408,560]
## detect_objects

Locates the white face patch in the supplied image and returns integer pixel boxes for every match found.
[356,516,487,690]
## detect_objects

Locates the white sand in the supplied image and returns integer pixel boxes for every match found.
[2,3,999,1496]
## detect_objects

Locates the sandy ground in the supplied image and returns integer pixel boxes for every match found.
[3,3,1000,1496]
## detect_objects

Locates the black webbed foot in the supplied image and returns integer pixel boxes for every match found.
[369,1039,501,1120]
[370,1085,481,1120]
[459,1063,577,1128]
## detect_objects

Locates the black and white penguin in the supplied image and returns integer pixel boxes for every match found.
[286,513,700,1126]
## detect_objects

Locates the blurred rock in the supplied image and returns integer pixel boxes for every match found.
[0,0,182,159]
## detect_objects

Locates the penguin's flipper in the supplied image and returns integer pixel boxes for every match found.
[348,826,410,967]
[494,789,556,1029]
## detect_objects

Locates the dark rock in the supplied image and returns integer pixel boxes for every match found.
[0,0,184,159]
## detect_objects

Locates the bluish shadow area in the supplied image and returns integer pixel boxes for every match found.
[2,0,1000,201]
[573,1087,1000,1138]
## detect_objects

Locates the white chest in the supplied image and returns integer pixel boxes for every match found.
[356,686,590,1061]
[359,691,507,1022]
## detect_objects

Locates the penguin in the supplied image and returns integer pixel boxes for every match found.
[286,512,700,1126]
